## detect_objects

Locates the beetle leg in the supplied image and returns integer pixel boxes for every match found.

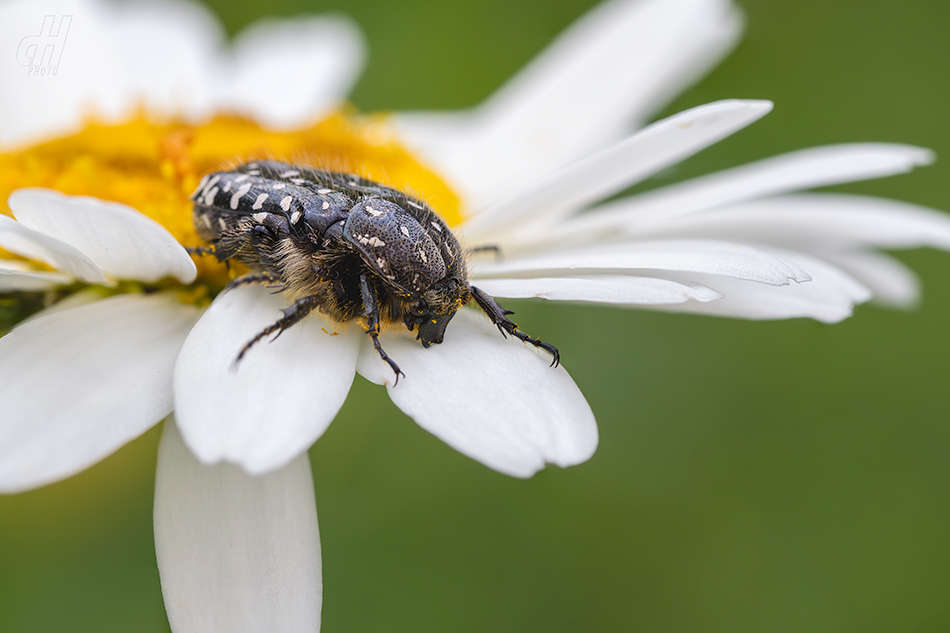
[223,272,284,294]
[469,285,560,367]
[235,295,324,365]
[360,273,405,384]
[187,244,232,271]
[466,244,503,261]
[247,224,278,268]
[185,245,217,257]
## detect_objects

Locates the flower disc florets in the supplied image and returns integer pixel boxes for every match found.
[0,113,462,295]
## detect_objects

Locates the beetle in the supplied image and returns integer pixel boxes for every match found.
[188,160,558,382]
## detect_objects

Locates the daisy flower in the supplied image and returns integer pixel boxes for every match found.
[1,0,949,630]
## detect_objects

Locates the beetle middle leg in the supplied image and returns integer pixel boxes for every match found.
[469,285,560,367]
[185,245,217,257]
[360,273,405,384]
[223,272,284,294]
[235,294,324,365]
[186,244,232,271]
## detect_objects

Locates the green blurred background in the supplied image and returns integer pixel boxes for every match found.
[2,0,949,631]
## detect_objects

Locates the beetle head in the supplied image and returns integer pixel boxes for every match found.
[408,277,471,347]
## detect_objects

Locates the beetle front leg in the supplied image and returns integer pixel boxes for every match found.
[360,273,405,384]
[469,285,560,367]
[235,294,323,365]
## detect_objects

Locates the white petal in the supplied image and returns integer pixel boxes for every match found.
[474,274,722,305]
[657,249,871,323]
[463,100,773,237]
[14,287,107,326]
[9,188,197,283]
[0,293,199,493]
[612,0,743,129]
[559,144,936,239]
[0,0,225,148]
[109,0,225,121]
[472,240,810,286]
[0,259,31,272]
[174,285,360,475]
[396,0,742,202]
[356,309,597,478]
[625,193,950,250]
[155,419,321,633]
[0,212,106,283]
[0,260,71,290]
[818,251,920,309]
[219,15,365,128]
[0,0,113,148]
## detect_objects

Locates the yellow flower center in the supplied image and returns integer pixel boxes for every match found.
[0,112,461,287]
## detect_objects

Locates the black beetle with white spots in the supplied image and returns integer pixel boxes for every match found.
[189,160,558,382]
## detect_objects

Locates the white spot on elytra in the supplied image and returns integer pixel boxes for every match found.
[252,212,268,223]
[230,183,253,209]
[359,236,386,247]
[291,211,302,224]
[202,186,219,206]
[291,178,305,185]
[366,206,384,217]
[280,170,300,178]
[430,221,443,232]
[252,193,268,210]
[322,201,330,210]
[400,225,410,238]
[280,196,293,212]
[419,249,428,264]
[376,257,387,270]
[272,183,286,189]
[247,169,260,175]
[317,188,331,194]
[192,174,209,199]
[206,174,221,190]
[234,174,250,183]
